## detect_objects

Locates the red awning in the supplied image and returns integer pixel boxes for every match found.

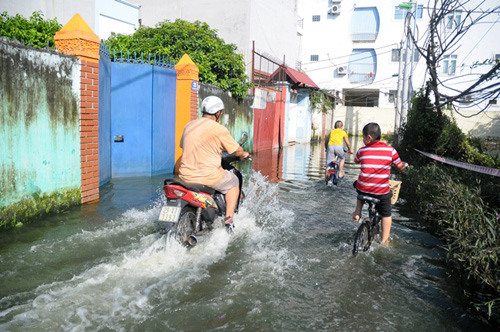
[266,65,319,89]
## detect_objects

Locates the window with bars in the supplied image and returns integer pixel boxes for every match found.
[310,55,319,61]
[312,15,321,22]
[391,49,420,62]
[446,11,462,29]
[394,5,423,20]
[443,55,457,74]
[348,49,377,84]
[351,7,380,42]
[388,90,397,104]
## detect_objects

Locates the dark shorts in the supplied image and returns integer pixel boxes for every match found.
[356,190,393,217]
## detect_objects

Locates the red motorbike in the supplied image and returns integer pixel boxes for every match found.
[158,153,245,247]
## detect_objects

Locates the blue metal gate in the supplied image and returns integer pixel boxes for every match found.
[99,49,177,182]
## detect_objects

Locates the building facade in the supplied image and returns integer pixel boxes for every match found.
[297,0,500,138]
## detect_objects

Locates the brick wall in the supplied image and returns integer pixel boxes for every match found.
[80,60,99,203]
[190,89,198,120]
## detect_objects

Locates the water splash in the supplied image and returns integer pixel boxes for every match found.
[0,172,296,331]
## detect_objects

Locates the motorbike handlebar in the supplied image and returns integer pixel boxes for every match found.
[221,152,251,163]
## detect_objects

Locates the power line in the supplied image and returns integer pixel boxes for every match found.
[304,49,394,72]
[301,42,399,66]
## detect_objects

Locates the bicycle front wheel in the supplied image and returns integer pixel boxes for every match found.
[352,221,371,256]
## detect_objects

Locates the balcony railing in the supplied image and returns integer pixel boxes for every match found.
[351,32,378,43]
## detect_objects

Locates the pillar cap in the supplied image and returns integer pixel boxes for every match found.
[55,14,100,61]
[176,54,199,80]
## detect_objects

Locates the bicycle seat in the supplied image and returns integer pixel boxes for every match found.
[357,194,380,205]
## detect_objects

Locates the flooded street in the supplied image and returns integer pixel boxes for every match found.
[0,141,493,331]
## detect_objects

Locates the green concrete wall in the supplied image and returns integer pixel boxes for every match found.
[198,84,254,153]
[0,40,81,229]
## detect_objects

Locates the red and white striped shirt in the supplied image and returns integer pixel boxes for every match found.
[355,141,402,195]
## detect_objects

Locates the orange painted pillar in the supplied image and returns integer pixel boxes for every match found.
[174,54,199,173]
[55,14,100,204]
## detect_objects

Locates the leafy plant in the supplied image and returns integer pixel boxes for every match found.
[401,164,500,322]
[0,11,61,48]
[105,19,253,99]
[397,89,500,324]
[310,89,335,114]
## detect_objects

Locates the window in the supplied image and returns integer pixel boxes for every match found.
[391,49,420,62]
[494,54,500,61]
[458,95,472,104]
[348,49,377,84]
[446,11,462,29]
[489,99,498,105]
[312,15,321,22]
[443,55,457,74]
[395,5,423,20]
[343,89,379,107]
[310,55,319,62]
[351,7,380,42]
[388,90,397,104]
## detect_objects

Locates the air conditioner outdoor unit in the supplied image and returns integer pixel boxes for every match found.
[330,5,341,15]
[338,65,347,75]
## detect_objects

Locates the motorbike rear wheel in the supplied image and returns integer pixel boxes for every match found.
[175,206,197,247]
[352,221,371,256]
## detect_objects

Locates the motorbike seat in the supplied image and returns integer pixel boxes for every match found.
[164,178,216,195]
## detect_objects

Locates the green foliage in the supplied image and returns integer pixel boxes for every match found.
[310,90,334,114]
[105,19,253,99]
[397,91,447,165]
[398,91,500,169]
[402,164,500,321]
[398,91,500,323]
[0,188,81,231]
[0,11,61,48]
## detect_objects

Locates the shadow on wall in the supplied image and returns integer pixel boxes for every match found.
[469,113,500,139]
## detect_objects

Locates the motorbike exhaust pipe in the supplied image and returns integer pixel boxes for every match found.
[187,234,198,247]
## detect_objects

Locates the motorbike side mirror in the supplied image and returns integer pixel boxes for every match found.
[238,131,248,147]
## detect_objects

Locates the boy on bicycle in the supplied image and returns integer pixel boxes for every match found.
[325,120,352,182]
[352,123,409,244]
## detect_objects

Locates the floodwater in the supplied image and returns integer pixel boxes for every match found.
[0,141,494,331]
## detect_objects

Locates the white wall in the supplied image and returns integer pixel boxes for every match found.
[138,0,298,75]
[1,0,139,39]
[95,0,140,39]
[1,0,96,28]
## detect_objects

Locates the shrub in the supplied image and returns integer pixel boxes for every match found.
[105,19,253,99]
[0,11,61,48]
[398,91,500,323]
[402,164,500,321]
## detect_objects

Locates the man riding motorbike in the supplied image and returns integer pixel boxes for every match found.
[178,96,250,230]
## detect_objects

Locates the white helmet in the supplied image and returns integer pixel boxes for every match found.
[202,96,224,114]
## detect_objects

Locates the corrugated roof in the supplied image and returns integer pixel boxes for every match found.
[266,65,319,89]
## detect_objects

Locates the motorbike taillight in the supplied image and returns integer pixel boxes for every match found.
[173,189,186,197]
[165,185,187,198]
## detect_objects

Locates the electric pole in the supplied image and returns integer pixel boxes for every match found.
[398,1,416,135]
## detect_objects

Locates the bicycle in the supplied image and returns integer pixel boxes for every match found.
[352,180,402,256]
[325,160,339,186]
[325,150,352,187]
[352,194,381,256]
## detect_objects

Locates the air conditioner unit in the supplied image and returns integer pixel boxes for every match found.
[330,5,341,15]
[338,65,347,75]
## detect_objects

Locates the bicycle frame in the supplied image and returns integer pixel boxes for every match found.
[326,160,339,186]
[352,195,382,256]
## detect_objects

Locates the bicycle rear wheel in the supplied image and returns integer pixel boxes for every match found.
[352,221,371,256]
